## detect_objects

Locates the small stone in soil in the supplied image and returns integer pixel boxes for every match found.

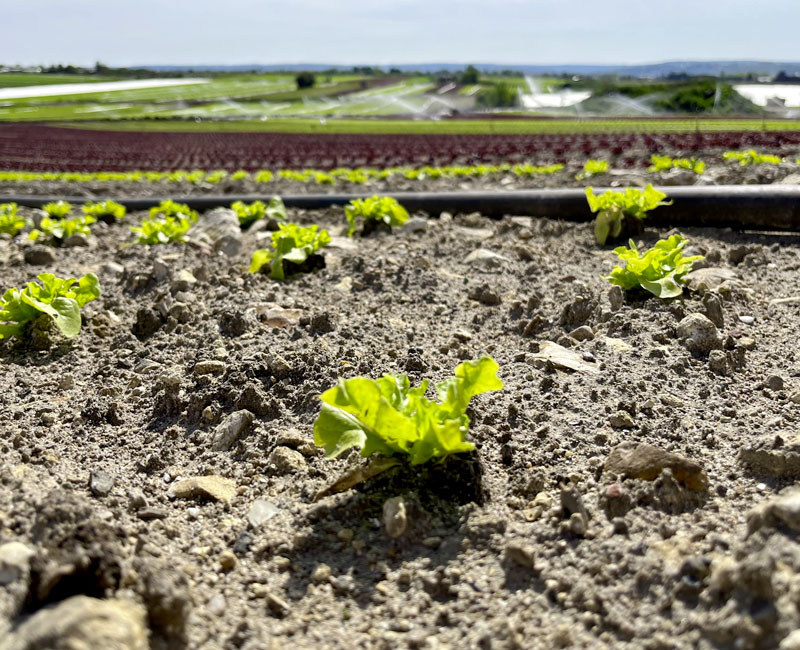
[267,447,306,474]
[170,475,236,502]
[604,441,708,491]
[765,375,784,391]
[383,496,407,538]
[89,470,115,497]
[247,499,279,528]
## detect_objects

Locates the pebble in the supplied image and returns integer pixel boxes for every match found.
[791,390,800,405]
[247,499,280,528]
[383,496,407,538]
[127,488,148,510]
[607,285,624,311]
[171,269,197,293]
[766,374,784,391]
[604,441,708,491]
[89,470,115,497]
[569,325,594,341]
[24,245,57,265]
[463,248,510,269]
[738,337,756,351]
[0,541,35,585]
[676,313,721,356]
[136,507,168,520]
[311,563,331,583]
[505,540,536,568]
[170,475,236,502]
[207,594,226,616]
[738,315,755,325]
[218,550,237,571]
[194,360,226,375]
[210,409,254,451]
[267,447,307,474]
[609,411,634,429]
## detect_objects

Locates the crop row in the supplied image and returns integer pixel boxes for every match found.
[1,150,794,188]
[2,124,800,172]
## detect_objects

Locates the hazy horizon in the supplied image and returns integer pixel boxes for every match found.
[2,0,798,68]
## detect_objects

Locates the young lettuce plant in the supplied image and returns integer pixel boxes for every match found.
[575,159,610,181]
[130,215,192,245]
[648,155,705,174]
[314,357,503,466]
[345,196,409,237]
[586,184,672,246]
[42,200,72,219]
[231,197,287,229]
[606,234,703,298]
[0,203,25,236]
[29,214,95,245]
[82,200,126,223]
[0,273,100,340]
[249,223,331,280]
[722,150,781,166]
[149,200,198,223]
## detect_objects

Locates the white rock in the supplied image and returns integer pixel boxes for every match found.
[248,499,280,528]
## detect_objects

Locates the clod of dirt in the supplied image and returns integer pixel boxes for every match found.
[0,595,148,650]
[0,543,34,588]
[746,489,800,537]
[740,432,800,478]
[23,246,56,266]
[604,441,709,491]
[677,313,721,356]
[136,560,192,645]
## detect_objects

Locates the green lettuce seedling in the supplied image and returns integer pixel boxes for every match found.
[345,196,409,237]
[606,234,703,298]
[0,273,100,340]
[29,214,95,245]
[0,203,25,236]
[314,357,503,466]
[42,200,72,219]
[231,197,287,228]
[249,223,331,280]
[586,184,672,246]
[576,159,609,180]
[722,150,781,166]
[648,155,705,174]
[82,200,126,223]
[149,200,198,223]
[130,215,192,245]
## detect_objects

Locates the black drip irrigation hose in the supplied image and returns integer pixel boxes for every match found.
[2,185,800,231]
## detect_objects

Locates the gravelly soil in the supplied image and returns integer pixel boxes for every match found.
[1,198,800,650]
[0,156,799,199]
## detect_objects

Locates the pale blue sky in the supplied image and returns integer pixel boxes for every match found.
[3,0,798,67]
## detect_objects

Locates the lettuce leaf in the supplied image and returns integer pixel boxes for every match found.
[0,273,100,340]
[605,234,703,298]
[249,223,330,280]
[314,357,503,465]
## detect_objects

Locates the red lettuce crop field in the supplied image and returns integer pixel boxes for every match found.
[1,123,799,171]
